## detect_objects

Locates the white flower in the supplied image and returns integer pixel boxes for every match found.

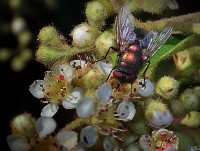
[57,130,78,150]
[117,100,136,121]
[36,116,57,138]
[29,64,85,117]
[7,135,30,151]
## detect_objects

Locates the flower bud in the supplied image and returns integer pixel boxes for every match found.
[85,1,108,29]
[145,101,173,128]
[180,111,200,128]
[83,69,105,89]
[38,26,63,46]
[156,76,179,99]
[71,23,100,48]
[169,99,185,116]
[95,31,116,57]
[11,113,36,139]
[180,87,200,111]
[173,47,200,72]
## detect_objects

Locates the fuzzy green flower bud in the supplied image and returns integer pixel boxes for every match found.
[145,101,173,128]
[95,31,116,57]
[38,26,63,46]
[84,69,105,89]
[11,113,36,139]
[180,111,200,128]
[126,0,177,14]
[36,45,65,65]
[85,1,108,29]
[180,87,200,111]
[173,47,200,72]
[156,76,179,99]
[71,23,100,48]
[169,99,185,116]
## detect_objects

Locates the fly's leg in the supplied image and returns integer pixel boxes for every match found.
[105,66,116,82]
[142,61,150,88]
[94,47,117,63]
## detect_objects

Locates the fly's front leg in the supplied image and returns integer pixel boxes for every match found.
[94,46,117,63]
[142,61,150,88]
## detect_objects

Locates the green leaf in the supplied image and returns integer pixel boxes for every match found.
[148,35,192,67]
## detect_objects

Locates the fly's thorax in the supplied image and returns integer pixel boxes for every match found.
[117,45,143,74]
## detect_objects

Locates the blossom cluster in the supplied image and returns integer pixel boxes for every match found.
[7,0,200,150]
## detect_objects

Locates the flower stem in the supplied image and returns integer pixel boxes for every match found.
[134,12,200,34]
[62,118,90,131]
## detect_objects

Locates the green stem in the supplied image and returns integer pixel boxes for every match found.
[62,118,90,131]
[134,12,200,34]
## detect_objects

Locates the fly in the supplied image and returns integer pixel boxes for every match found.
[96,6,173,91]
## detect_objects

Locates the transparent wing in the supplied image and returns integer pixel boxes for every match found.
[140,27,173,62]
[116,6,136,51]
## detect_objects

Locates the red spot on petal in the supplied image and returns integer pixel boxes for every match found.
[59,75,64,80]
[125,105,129,109]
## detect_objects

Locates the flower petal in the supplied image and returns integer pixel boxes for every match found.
[166,0,179,10]
[57,130,78,150]
[97,82,112,105]
[95,61,113,76]
[70,60,87,69]
[139,134,151,151]
[7,135,30,151]
[80,126,98,148]
[40,103,59,117]
[29,80,46,99]
[117,100,136,121]
[54,64,74,82]
[137,79,154,97]
[36,116,57,138]
[62,87,84,109]
[76,97,95,118]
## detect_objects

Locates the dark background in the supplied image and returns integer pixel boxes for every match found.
[1,0,200,150]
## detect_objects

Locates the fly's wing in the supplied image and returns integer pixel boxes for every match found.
[116,6,136,51]
[140,27,173,62]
